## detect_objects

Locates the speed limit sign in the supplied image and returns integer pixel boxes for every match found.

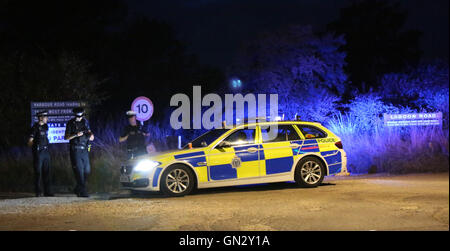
[131,96,154,121]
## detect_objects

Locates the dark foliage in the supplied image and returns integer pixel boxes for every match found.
[0,0,225,148]
[231,25,346,122]
[328,0,422,92]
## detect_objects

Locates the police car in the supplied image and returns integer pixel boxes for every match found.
[120,120,347,196]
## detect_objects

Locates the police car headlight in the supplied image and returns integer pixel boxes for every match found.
[134,160,160,172]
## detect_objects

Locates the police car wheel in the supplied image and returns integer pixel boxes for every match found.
[161,165,194,197]
[295,157,325,188]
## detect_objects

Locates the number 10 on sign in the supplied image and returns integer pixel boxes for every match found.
[131,96,154,121]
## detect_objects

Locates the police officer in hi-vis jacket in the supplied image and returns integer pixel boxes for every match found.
[28,111,54,197]
[65,107,94,197]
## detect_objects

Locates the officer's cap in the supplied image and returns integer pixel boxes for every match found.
[126,110,137,117]
[36,111,49,117]
[73,107,85,117]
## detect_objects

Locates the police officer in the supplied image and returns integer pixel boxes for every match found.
[64,108,94,197]
[119,111,149,159]
[27,111,54,197]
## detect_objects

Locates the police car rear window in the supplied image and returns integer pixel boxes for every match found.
[297,125,327,139]
[224,129,256,146]
[261,125,301,143]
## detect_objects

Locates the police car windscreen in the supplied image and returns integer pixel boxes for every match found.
[189,129,229,148]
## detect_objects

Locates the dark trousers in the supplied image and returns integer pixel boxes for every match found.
[33,149,51,195]
[70,148,91,194]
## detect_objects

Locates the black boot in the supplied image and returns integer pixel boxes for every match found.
[79,192,90,198]
[79,188,89,198]
[73,186,80,197]
[44,192,55,197]
[44,185,54,197]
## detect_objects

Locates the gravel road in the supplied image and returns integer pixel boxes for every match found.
[0,173,448,231]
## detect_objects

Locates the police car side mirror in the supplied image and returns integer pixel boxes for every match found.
[217,141,232,149]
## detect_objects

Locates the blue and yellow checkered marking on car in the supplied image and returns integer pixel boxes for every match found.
[234,144,261,179]
[321,150,342,174]
[173,150,209,181]
[210,164,237,180]
[174,151,207,167]
[258,146,265,160]
[290,139,316,155]
[299,139,320,153]
[208,144,261,180]
[260,141,294,175]
[264,156,294,174]
[233,145,260,162]
[174,151,205,159]
[260,139,322,175]
[152,167,163,187]
[205,138,341,179]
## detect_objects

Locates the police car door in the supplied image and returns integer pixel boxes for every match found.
[259,124,302,175]
[207,128,260,181]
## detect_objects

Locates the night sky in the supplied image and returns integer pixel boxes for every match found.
[126,0,449,68]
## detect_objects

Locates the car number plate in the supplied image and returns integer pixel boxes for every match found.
[120,175,130,183]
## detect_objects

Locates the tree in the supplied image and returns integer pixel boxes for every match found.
[231,25,347,122]
[96,17,225,122]
[379,61,449,128]
[0,1,226,147]
[0,0,127,58]
[328,0,422,92]
[0,52,105,148]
